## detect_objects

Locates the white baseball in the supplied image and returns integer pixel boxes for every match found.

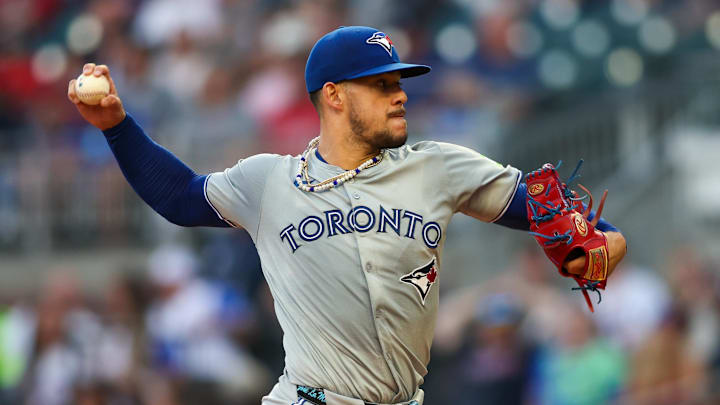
[75,73,110,105]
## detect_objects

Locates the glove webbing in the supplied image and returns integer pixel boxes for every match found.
[527,159,604,312]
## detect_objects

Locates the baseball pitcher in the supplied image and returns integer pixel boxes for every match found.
[68,26,627,405]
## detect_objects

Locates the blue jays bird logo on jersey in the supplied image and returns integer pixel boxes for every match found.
[400,256,438,305]
[366,32,394,56]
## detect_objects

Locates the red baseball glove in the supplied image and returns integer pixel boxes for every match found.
[525,161,609,312]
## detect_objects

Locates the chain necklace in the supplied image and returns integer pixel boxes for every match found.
[293,137,383,192]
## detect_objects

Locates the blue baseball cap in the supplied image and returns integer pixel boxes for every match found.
[305,26,431,93]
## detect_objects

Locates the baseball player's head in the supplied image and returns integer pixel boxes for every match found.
[305,26,431,149]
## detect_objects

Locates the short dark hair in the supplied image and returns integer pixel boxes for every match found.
[309,90,321,110]
[309,90,323,118]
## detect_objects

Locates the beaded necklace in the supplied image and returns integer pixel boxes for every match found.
[293,136,383,192]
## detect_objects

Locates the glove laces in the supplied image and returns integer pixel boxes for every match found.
[572,279,604,305]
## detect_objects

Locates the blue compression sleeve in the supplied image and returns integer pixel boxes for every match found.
[495,182,619,232]
[494,183,530,230]
[102,114,229,228]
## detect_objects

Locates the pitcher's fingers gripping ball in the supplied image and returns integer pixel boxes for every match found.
[74,72,110,105]
[68,63,125,131]
[525,160,610,312]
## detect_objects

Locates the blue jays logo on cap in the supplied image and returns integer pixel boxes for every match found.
[366,32,394,56]
[304,26,431,93]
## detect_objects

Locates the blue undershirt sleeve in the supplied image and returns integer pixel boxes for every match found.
[495,181,619,232]
[102,114,230,228]
[494,183,531,230]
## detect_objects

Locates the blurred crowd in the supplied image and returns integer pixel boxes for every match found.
[426,246,720,405]
[0,233,281,405]
[2,241,720,405]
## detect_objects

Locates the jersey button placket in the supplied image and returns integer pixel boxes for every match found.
[365,262,372,272]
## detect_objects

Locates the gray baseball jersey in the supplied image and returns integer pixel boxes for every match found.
[205,141,521,404]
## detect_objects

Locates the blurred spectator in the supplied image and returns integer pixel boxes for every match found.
[668,247,720,365]
[454,294,535,405]
[91,274,149,403]
[0,300,34,403]
[145,244,270,402]
[147,31,213,104]
[625,306,708,405]
[593,264,671,350]
[133,0,223,47]
[430,247,568,404]
[239,55,319,155]
[532,305,628,405]
[618,247,720,405]
[21,268,102,405]
[434,246,573,351]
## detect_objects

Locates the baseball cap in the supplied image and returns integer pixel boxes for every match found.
[305,26,431,93]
